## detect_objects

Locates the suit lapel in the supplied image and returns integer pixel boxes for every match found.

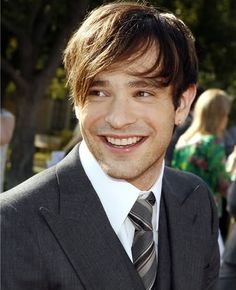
[39,145,144,290]
[161,168,205,290]
[154,195,171,290]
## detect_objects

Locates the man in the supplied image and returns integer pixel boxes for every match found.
[1,2,220,290]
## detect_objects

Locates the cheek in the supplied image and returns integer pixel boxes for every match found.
[79,109,94,139]
[80,105,100,125]
[144,114,175,149]
[147,105,175,128]
[79,105,106,138]
[154,111,175,144]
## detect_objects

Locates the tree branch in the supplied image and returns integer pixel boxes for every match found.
[28,0,43,33]
[1,57,29,91]
[33,4,54,45]
[36,0,89,92]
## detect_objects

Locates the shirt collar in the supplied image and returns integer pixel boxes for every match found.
[79,140,164,234]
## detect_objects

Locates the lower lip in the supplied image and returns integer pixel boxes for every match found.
[100,137,146,153]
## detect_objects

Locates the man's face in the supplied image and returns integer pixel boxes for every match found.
[78,48,195,190]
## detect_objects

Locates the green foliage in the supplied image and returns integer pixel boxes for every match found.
[5,81,16,95]
[45,68,68,100]
[6,37,18,60]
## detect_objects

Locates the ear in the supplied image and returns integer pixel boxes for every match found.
[174,84,196,126]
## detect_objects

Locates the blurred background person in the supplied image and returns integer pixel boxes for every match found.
[171,89,232,240]
[0,107,15,192]
[226,146,236,181]
[224,123,236,157]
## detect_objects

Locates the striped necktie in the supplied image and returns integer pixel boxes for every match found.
[129,192,156,290]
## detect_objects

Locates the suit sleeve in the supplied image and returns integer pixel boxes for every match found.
[203,188,220,290]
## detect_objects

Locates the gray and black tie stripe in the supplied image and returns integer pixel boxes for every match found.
[129,192,156,290]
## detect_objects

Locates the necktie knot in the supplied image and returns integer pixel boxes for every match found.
[129,192,156,231]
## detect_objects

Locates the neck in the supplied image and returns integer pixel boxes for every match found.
[127,163,163,191]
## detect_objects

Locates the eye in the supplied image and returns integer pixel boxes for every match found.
[88,90,107,97]
[135,91,153,97]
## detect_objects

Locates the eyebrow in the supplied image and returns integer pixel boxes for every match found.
[90,78,161,88]
[90,80,110,87]
[127,80,159,88]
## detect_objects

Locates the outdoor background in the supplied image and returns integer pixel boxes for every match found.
[1,0,236,189]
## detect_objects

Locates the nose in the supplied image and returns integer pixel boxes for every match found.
[105,98,136,129]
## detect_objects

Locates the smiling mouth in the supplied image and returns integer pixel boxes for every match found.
[105,136,144,147]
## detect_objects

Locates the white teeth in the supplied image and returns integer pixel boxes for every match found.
[106,136,142,146]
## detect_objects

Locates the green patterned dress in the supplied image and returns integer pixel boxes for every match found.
[171,134,231,216]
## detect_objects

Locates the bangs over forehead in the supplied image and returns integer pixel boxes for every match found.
[64,2,198,106]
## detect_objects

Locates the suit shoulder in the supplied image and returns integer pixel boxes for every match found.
[163,167,218,232]
[0,166,58,212]
[164,166,210,191]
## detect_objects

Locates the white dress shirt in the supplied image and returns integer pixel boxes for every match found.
[79,141,164,261]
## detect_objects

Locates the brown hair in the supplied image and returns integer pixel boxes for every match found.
[64,1,198,108]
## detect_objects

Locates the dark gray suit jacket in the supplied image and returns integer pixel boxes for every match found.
[217,180,236,290]
[0,145,219,290]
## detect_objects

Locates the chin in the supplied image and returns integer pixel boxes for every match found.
[101,164,136,180]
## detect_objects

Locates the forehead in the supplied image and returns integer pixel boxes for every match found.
[105,44,160,76]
